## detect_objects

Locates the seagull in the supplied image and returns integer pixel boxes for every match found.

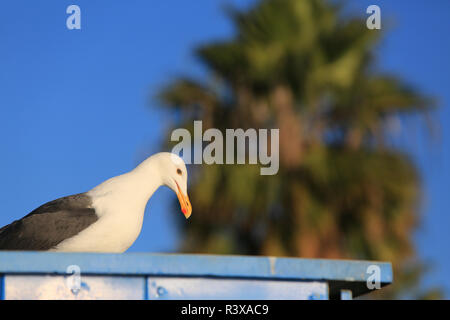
[0,152,192,252]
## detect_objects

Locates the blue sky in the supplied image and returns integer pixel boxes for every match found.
[0,1,449,297]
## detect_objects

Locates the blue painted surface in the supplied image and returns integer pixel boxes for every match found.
[0,252,393,299]
[0,252,392,283]
[0,275,4,300]
[146,277,328,300]
[4,275,146,300]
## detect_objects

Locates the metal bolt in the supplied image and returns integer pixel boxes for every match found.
[156,286,167,297]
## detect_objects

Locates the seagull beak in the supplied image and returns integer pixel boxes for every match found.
[175,181,192,219]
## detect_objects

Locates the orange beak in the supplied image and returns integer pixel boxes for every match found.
[175,181,192,219]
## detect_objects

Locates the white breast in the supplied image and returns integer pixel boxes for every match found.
[53,198,146,253]
[52,169,160,253]
[52,215,144,253]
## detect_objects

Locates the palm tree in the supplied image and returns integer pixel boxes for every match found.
[157,0,438,298]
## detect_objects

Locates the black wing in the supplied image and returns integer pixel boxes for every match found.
[0,193,98,251]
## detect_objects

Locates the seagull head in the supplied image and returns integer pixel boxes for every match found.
[155,152,192,219]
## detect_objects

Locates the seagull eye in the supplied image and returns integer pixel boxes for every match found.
[177,168,182,175]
